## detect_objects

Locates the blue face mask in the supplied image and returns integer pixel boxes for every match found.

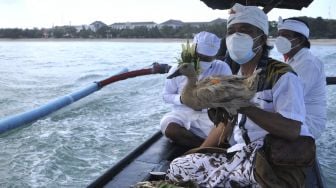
[226,33,262,65]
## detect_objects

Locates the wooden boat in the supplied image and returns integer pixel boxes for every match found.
[88,0,333,187]
[88,129,328,188]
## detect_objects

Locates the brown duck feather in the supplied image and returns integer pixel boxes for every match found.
[173,63,260,115]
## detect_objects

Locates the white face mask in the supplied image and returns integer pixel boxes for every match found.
[274,36,299,54]
[226,33,262,65]
[199,61,212,71]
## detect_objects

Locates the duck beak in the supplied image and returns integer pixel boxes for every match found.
[167,69,182,79]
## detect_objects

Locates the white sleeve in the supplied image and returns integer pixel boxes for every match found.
[162,78,182,105]
[162,65,182,105]
[294,59,320,97]
[222,61,233,75]
[216,60,233,76]
[272,72,305,123]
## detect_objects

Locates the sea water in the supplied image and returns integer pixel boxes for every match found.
[0,40,335,187]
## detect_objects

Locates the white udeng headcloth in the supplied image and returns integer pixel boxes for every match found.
[277,16,309,38]
[193,31,221,56]
[227,3,269,35]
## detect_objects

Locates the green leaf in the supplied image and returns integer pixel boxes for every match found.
[176,40,200,75]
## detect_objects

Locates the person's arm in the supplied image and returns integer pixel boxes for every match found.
[239,107,301,140]
[162,78,182,105]
[162,66,183,105]
[200,122,226,147]
[241,72,305,141]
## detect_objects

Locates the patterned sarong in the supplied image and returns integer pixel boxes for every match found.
[166,140,263,188]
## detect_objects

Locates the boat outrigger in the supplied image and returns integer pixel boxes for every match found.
[88,0,333,187]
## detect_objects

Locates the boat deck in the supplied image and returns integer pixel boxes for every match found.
[88,131,325,188]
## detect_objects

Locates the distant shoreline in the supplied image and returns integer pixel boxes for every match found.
[1,38,336,45]
[268,38,336,45]
[0,38,190,43]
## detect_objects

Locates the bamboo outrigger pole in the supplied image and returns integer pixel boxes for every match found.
[0,63,171,134]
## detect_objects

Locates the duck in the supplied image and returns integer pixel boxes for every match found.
[167,63,260,115]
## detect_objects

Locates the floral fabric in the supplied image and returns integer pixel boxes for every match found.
[166,139,263,188]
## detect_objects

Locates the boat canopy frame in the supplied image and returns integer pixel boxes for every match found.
[200,0,314,13]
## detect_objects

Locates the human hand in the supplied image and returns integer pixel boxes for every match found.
[208,108,230,126]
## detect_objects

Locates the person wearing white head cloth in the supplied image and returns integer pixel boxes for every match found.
[275,17,327,139]
[167,3,313,188]
[160,31,232,148]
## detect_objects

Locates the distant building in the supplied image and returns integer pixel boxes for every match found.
[47,18,227,34]
[73,25,90,32]
[185,22,208,28]
[158,18,227,29]
[159,19,184,28]
[186,18,227,28]
[89,21,107,32]
[42,29,49,38]
[209,18,227,25]
[110,22,157,30]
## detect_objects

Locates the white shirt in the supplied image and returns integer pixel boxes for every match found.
[287,48,327,139]
[162,60,232,112]
[228,69,311,153]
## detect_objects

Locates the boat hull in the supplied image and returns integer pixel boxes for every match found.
[88,131,325,188]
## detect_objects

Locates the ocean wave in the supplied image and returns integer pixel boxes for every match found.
[323,52,336,60]
[75,74,104,83]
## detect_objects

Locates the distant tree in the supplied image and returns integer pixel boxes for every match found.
[175,24,195,38]
[96,25,109,38]
[57,26,77,38]
[204,23,227,38]
[0,17,336,39]
[147,27,161,38]
[52,27,65,38]
[326,19,336,38]
[1,28,23,38]
[133,26,148,38]
[78,27,86,38]
[119,28,133,38]
[78,27,90,38]
[160,26,176,38]
[109,28,119,38]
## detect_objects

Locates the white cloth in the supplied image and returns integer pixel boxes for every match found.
[286,48,327,138]
[160,111,214,139]
[229,70,311,152]
[193,31,221,56]
[167,139,263,188]
[278,17,309,38]
[160,60,232,138]
[227,3,269,35]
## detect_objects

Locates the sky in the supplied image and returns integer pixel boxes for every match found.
[0,0,335,29]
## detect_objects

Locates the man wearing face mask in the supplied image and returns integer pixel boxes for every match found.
[160,31,232,148]
[275,17,327,139]
[167,4,312,187]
